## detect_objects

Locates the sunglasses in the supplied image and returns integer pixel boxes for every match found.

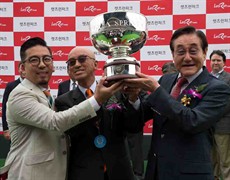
[66,55,95,66]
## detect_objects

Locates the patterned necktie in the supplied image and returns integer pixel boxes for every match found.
[171,77,188,99]
[43,90,53,107]
[85,88,93,98]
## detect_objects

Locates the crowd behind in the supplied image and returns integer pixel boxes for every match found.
[0,25,230,180]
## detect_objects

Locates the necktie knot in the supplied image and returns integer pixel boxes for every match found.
[85,88,93,98]
[176,77,187,88]
[171,77,188,99]
[43,90,51,97]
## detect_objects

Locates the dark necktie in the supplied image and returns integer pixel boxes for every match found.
[43,90,53,107]
[72,82,76,90]
[171,77,188,99]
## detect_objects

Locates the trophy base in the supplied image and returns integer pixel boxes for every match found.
[106,74,137,81]
[103,59,140,86]
[105,74,138,87]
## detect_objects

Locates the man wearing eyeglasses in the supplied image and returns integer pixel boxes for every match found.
[1,37,123,180]
[57,58,78,96]
[55,47,144,180]
[124,26,230,180]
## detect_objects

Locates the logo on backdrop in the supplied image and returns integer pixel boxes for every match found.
[76,32,91,46]
[207,0,230,13]
[141,61,169,75]
[206,29,230,44]
[173,15,205,29]
[14,3,43,16]
[141,0,172,15]
[0,47,14,60]
[76,2,107,16]
[0,18,13,31]
[14,32,44,46]
[49,76,70,89]
[45,17,75,31]
[146,31,171,45]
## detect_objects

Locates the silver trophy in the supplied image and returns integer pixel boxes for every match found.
[89,11,147,82]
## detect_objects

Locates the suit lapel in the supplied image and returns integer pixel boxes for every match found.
[177,67,210,104]
[21,79,47,101]
[160,73,178,94]
[72,87,86,105]
[162,68,210,126]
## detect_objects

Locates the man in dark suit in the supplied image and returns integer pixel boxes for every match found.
[57,64,77,96]
[124,26,230,180]
[210,50,230,180]
[1,62,26,140]
[55,47,143,180]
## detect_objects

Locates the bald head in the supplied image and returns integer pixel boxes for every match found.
[68,47,95,60]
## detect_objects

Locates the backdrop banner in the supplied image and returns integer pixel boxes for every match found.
[0,0,229,134]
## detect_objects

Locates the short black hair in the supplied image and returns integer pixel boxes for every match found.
[20,37,52,62]
[170,26,208,53]
[209,50,226,63]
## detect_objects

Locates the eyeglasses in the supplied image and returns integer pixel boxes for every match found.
[66,55,95,67]
[24,55,53,66]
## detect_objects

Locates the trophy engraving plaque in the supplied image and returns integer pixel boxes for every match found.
[89,11,147,82]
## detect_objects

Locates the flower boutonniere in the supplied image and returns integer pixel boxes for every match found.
[181,83,208,106]
[105,95,123,112]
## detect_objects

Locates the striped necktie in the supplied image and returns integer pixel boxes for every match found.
[43,90,53,107]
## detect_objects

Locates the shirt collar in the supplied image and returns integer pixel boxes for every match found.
[211,69,224,78]
[178,68,203,84]
[78,80,97,96]
[70,79,76,85]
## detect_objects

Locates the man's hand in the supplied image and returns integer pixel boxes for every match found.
[3,130,10,140]
[94,76,124,105]
[124,72,160,93]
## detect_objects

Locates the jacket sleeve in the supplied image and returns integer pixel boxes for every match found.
[7,88,97,133]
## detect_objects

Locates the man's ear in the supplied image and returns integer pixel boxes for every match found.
[94,60,98,69]
[21,63,26,71]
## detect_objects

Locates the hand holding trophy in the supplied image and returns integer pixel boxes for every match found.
[89,11,147,85]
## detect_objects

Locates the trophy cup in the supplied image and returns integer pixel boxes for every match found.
[89,11,147,82]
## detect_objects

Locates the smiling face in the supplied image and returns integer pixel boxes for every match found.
[67,47,98,87]
[172,34,207,77]
[22,45,54,88]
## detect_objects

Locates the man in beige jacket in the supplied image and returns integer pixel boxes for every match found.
[1,37,122,180]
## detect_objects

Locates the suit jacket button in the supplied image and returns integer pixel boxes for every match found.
[153,153,157,157]
[63,151,67,155]
[161,134,165,138]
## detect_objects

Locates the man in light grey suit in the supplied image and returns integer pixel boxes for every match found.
[1,37,123,180]
[210,50,230,180]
